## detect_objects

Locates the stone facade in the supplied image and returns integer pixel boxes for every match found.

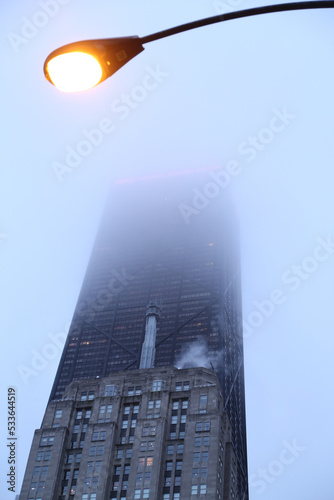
[20,367,239,500]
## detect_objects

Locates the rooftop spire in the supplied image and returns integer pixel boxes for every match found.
[139,302,161,369]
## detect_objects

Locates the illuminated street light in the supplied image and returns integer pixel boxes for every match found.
[44,36,144,92]
[44,2,334,92]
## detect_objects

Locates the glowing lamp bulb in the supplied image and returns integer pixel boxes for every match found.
[46,52,103,92]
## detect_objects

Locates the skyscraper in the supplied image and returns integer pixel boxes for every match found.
[20,171,248,499]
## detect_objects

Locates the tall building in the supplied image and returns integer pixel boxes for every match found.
[20,172,248,499]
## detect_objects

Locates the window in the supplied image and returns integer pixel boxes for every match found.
[194,437,201,447]
[37,481,45,491]
[40,435,54,446]
[200,484,207,494]
[41,466,48,476]
[135,386,142,395]
[76,453,82,463]
[167,445,174,455]
[95,461,102,471]
[105,385,117,396]
[196,421,210,432]
[191,485,198,495]
[125,448,132,459]
[166,461,173,471]
[142,425,156,437]
[201,467,207,477]
[193,468,199,477]
[200,395,208,407]
[76,410,83,419]
[152,380,164,392]
[86,410,92,419]
[203,436,210,446]
[138,457,145,471]
[202,451,208,463]
[182,400,188,409]
[177,444,184,454]
[176,460,183,470]
[175,381,190,391]
[81,392,88,401]
[128,386,134,396]
[55,409,63,419]
[88,391,95,400]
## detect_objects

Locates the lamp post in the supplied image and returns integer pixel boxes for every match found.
[44,1,334,92]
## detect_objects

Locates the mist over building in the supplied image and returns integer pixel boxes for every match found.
[20,172,248,499]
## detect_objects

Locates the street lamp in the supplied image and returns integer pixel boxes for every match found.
[44,1,334,92]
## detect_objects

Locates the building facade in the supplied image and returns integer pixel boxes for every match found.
[20,173,248,498]
[20,367,239,500]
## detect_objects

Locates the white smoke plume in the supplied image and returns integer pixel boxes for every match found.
[176,339,212,369]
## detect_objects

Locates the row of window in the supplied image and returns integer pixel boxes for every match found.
[78,378,191,405]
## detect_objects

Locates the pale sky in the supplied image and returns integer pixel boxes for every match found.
[1,1,334,499]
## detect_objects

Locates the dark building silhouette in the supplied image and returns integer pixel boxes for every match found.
[21,172,248,499]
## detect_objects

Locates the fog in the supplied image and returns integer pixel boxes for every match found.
[1,1,334,499]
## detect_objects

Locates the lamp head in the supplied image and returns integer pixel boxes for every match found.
[44,36,144,92]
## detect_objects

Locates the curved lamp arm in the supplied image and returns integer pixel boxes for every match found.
[44,1,334,92]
